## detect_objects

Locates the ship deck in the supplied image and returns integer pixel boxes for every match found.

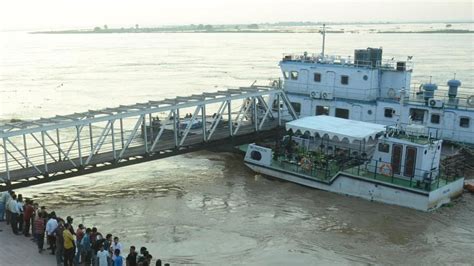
[268,158,455,192]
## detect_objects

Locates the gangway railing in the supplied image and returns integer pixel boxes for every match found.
[0,85,298,189]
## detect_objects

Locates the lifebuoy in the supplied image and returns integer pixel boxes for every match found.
[272,80,279,87]
[378,163,392,176]
[300,157,313,171]
[322,92,328,99]
[467,95,474,106]
[310,91,317,98]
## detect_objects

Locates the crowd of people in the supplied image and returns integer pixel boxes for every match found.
[0,190,171,266]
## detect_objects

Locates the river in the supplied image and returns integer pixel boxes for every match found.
[1,25,473,265]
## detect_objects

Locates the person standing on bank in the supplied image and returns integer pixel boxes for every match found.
[8,193,19,234]
[111,237,123,260]
[74,224,85,265]
[97,244,109,266]
[23,199,35,236]
[63,223,75,266]
[16,194,24,232]
[46,212,59,254]
[126,246,138,266]
[55,219,65,266]
[34,212,46,253]
[0,191,10,222]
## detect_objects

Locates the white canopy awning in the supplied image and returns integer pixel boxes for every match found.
[285,116,386,143]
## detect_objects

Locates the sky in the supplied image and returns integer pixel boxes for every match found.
[0,0,472,31]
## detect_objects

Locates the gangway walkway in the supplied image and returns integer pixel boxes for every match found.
[0,86,298,190]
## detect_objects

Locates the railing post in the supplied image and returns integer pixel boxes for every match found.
[111,121,116,160]
[23,134,28,167]
[374,160,378,180]
[202,105,207,141]
[253,97,258,132]
[88,123,93,153]
[148,113,154,143]
[143,115,148,153]
[277,93,281,126]
[173,110,178,148]
[41,131,48,174]
[56,128,61,161]
[120,118,124,149]
[228,100,233,137]
[391,166,394,183]
[76,126,83,166]
[3,138,10,181]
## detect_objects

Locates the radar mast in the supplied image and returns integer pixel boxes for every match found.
[321,24,326,58]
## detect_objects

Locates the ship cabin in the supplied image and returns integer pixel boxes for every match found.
[279,48,413,102]
[277,48,474,145]
[369,126,443,186]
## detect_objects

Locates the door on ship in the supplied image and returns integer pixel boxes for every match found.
[352,105,362,120]
[325,71,336,94]
[443,112,456,141]
[299,69,309,91]
[404,146,417,178]
[391,144,403,175]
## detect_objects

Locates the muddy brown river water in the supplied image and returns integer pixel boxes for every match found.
[16,151,474,265]
[2,26,473,264]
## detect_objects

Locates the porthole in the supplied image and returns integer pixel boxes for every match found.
[363,75,368,81]
[424,150,427,155]
[368,110,373,115]
[250,151,262,161]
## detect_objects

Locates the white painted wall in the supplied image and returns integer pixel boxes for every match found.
[245,162,464,211]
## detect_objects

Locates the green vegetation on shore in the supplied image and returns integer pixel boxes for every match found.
[31,23,473,34]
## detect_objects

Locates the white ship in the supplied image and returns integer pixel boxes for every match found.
[277,25,474,145]
[243,116,464,211]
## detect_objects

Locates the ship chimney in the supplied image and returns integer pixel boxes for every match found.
[447,75,461,99]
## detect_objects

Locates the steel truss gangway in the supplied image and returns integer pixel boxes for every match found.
[0,86,297,190]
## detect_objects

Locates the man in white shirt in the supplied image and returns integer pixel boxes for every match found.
[45,212,58,255]
[97,244,109,266]
[111,237,123,260]
[8,194,19,234]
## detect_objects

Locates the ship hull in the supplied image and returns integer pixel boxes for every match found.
[245,161,464,211]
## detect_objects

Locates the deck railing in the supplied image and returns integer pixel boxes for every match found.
[281,53,414,70]
[270,152,462,192]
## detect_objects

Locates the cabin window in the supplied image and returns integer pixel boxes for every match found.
[378,143,390,153]
[314,73,321,82]
[335,108,349,119]
[409,108,425,122]
[283,71,289,79]
[291,102,301,115]
[460,117,470,128]
[430,114,440,124]
[384,108,394,118]
[290,71,299,80]
[363,75,368,81]
[341,75,349,85]
[316,105,329,116]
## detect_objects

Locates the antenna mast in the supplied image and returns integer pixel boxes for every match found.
[321,24,326,58]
